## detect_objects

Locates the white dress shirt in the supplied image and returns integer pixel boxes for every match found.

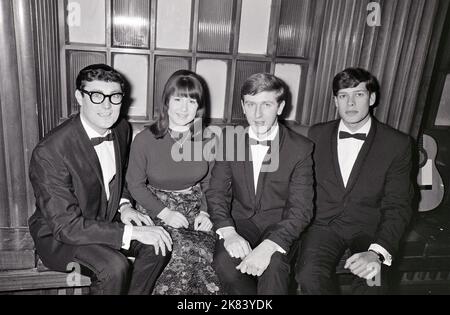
[337,118,392,265]
[249,124,279,193]
[80,116,132,250]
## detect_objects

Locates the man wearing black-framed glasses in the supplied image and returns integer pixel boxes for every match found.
[78,89,124,105]
[28,64,171,295]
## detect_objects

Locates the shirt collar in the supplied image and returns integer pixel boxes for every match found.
[80,114,111,139]
[338,117,372,135]
[248,123,279,142]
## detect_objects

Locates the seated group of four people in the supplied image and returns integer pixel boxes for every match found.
[28,64,413,295]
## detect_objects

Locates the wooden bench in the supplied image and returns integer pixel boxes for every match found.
[0,268,91,295]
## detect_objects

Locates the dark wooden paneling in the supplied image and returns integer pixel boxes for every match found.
[0,269,91,292]
[0,97,9,227]
[0,0,31,228]
[32,0,61,136]
[0,250,35,271]
[0,228,34,251]
[14,0,40,218]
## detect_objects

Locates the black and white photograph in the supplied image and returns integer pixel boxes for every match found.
[0,0,449,300]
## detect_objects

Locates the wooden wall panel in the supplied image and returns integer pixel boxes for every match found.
[32,0,61,136]
[0,0,40,270]
[0,0,31,228]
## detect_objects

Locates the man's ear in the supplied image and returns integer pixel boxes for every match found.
[334,96,338,108]
[369,93,376,106]
[75,89,83,106]
[277,100,285,116]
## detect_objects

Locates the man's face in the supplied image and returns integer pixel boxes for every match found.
[75,80,122,135]
[334,82,376,132]
[241,91,285,137]
[167,96,199,128]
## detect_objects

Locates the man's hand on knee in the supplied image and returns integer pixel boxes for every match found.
[121,206,154,227]
[223,231,252,259]
[236,240,278,276]
[344,251,381,280]
[131,226,173,256]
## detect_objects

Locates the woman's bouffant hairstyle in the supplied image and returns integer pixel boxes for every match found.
[150,70,206,138]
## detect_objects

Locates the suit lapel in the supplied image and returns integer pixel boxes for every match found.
[107,127,123,221]
[243,133,256,205]
[344,120,377,194]
[73,115,105,196]
[331,122,346,191]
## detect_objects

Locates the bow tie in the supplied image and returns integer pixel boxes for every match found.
[339,131,367,141]
[90,132,115,146]
[249,138,272,147]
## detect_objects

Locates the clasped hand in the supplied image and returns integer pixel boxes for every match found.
[345,251,381,280]
[157,208,213,231]
[223,232,273,277]
[235,241,276,277]
[194,212,213,232]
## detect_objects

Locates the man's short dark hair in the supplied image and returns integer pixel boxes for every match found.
[76,63,126,91]
[240,73,286,103]
[332,67,379,96]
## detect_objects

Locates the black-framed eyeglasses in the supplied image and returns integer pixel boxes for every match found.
[80,89,124,105]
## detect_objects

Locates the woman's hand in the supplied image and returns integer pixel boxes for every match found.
[157,207,189,229]
[194,212,213,232]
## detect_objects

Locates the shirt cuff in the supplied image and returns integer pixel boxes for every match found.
[262,239,286,254]
[118,198,131,213]
[216,226,236,239]
[199,211,210,217]
[369,243,392,266]
[121,225,133,250]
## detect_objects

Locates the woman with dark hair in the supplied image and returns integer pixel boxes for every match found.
[126,70,221,295]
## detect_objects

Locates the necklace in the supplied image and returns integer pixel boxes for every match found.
[168,129,190,147]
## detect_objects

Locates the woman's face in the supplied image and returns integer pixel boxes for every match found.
[167,95,199,128]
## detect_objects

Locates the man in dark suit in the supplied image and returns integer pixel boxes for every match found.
[296,67,413,294]
[28,64,172,295]
[206,73,314,294]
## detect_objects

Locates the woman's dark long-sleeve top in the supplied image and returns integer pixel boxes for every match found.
[126,128,215,218]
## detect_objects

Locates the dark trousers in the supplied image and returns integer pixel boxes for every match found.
[295,225,389,295]
[213,220,292,295]
[73,241,169,295]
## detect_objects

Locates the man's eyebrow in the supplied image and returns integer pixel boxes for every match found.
[338,89,368,94]
[88,89,122,93]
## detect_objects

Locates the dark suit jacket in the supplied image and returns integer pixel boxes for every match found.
[308,118,413,255]
[206,124,314,252]
[28,114,132,271]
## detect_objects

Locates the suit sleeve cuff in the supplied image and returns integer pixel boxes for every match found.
[216,226,236,239]
[118,198,131,213]
[262,239,286,254]
[369,243,392,266]
[121,225,133,250]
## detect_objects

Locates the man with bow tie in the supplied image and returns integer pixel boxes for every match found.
[295,68,413,294]
[28,64,171,294]
[206,73,314,294]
